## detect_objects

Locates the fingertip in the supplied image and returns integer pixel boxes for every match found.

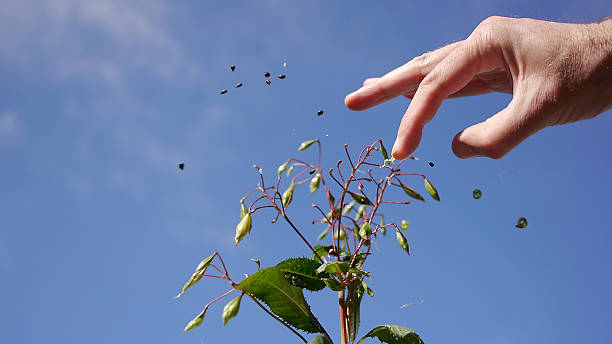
[392,125,422,161]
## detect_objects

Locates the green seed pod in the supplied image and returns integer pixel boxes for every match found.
[282,183,296,208]
[379,141,389,160]
[317,227,330,241]
[348,191,372,205]
[473,189,482,199]
[400,182,425,202]
[176,253,216,298]
[342,201,356,215]
[240,201,248,219]
[355,205,366,221]
[222,293,243,325]
[424,178,440,201]
[515,217,528,229]
[333,228,346,241]
[277,160,289,175]
[234,213,252,245]
[298,139,317,151]
[286,165,294,176]
[310,174,320,193]
[400,220,409,231]
[362,280,375,298]
[183,307,208,332]
[396,230,410,255]
[359,222,372,239]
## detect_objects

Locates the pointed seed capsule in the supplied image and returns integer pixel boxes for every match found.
[355,205,366,221]
[240,201,248,219]
[278,74,286,79]
[286,165,294,176]
[234,213,252,245]
[298,139,317,151]
[342,201,355,215]
[424,178,440,201]
[310,174,320,193]
[362,280,374,297]
[359,222,372,239]
[220,89,228,94]
[282,183,296,207]
[400,220,409,230]
[176,253,216,298]
[379,141,389,160]
[348,191,372,205]
[222,293,243,325]
[235,82,243,88]
[333,228,346,241]
[515,217,528,229]
[184,306,208,332]
[317,227,330,241]
[473,189,482,199]
[277,160,289,176]
[400,182,425,202]
[396,230,410,255]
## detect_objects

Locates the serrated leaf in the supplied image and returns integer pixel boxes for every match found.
[349,191,373,205]
[380,141,389,160]
[276,258,328,292]
[176,253,216,298]
[424,178,440,201]
[317,227,330,241]
[183,306,208,332]
[235,213,252,245]
[316,261,349,275]
[222,293,243,325]
[310,174,321,193]
[399,182,425,202]
[308,335,333,344]
[278,160,289,175]
[235,267,322,333]
[323,278,344,291]
[357,325,424,344]
[515,217,528,229]
[298,139,317,151]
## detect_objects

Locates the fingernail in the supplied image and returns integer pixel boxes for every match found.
[391,137,401,159]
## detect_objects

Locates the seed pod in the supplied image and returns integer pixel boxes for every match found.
[235,82,243,88]
[342,201,355,215]
[362,280,374,298]
[400,182,425,202]
[400,220,409,231]
[424,177,440,201]
[265,79,271,85]
[277,160,289,175]
[348,191,372,205]
[176,253,216,298]
[310,174,320,193]
[379,141,389,160]
[264,72,270,77]
[240,201,248,219]
[230,65,235,71]
[317,227,330,241]
[333,228,346,241]
[473,189,482,199]
[298,139,317,151]
[282,183,296,208]
[359,222,372,239]
[317,110,324,116]
[355,205,366,221]
[234,213,252,245]
[183,307,208,332]
[396,229,410,255]
[515,217,528,229]
[222,293,243,325]
[286,165,294,176]
[220,89,228,94]
[278,74,286,79]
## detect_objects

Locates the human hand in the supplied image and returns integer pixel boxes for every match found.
[345,16,612,159]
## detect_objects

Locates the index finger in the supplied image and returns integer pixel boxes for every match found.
[344,42,461,111]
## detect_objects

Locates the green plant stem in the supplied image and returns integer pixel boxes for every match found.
[339,289,349,344]
[246,292,308,343]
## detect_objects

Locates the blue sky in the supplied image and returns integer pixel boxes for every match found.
[1,1,611,343]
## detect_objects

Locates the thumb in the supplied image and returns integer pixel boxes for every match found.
[451,99,546,159]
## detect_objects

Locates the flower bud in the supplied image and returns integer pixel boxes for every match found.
[234,212,252,245]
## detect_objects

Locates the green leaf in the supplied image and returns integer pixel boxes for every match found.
[317,227,330,241]
[357,325,424,344]
[276,258,328,292]
[282,183,296,208]
[515,217,528,229]
[316,261,349,275]
[379,141,389,160]
[222,293,243,325]
[323,278,344,291]
[308,335,332,344]
[349,191,373,205]
[473,189,482,199]
[399,182,425,202]
[176,253,216,298]
[235,267,322,333]
[298,139,318,151]
[396,230,410,255]
[348,268,371,277]
[278,160,289,176]
[310,174,321,193]
[235,212,252,245]
[183,306,208,332]
[347,281,364,343]
[240,202,248,219]
[424,178,440,201]
[400,220,409,231]
[362,280,374,297]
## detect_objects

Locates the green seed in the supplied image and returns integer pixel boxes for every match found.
[473,189,482,199]
[515,217,528,229]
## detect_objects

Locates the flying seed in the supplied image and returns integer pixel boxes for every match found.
[283,61,287,67]
[230,65,235,71]
[235,82,243,88]
[317,110,324,116]
[178,163,184,170]
[309,169,316,175]
[220,89,228,94]
[265,80,271,85]
[278,74,286,79]
[428,161,434,167]
[264,72,270,77]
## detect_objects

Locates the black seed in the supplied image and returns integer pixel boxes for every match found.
[235,82,243,88]
[278,74,286,79]
[220,89,227,94]
[309,169,316,175]
[230,65,235,71]
[317,110,324,116]
[265,80,271,85]
[264,72,270,77]
[428,161,434,167]
[178,163,184,170]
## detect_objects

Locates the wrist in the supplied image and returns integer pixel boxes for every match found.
[578,20,612,114]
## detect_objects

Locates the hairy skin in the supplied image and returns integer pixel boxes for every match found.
[345,16,612,160]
